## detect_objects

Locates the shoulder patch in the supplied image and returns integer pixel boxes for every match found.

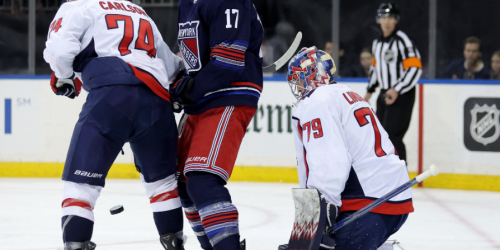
[178,21,202,72]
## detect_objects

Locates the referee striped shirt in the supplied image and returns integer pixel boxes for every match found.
[368,30,422,94]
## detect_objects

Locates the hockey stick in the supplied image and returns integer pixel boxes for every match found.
[327,164,440,235]
[262,32,303,73]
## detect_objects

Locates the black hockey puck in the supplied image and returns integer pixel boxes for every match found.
[110,205,124,215]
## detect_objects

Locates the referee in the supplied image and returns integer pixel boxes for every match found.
[364,3,422,163]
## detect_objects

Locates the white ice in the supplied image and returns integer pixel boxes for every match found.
[1,178,500,250]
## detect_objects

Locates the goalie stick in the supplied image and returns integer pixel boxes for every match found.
[327,164,440,234]
[262,32,303,73]
[280,165,439,250]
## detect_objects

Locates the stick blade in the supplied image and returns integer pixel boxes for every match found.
[287,188,326,250]
[262,31,303,73]
[262,64,277,73]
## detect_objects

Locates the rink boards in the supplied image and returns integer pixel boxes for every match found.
[1,76,500,191]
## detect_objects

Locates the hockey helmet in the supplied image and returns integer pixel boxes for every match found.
[286,46,336,100]
[376,3,400,21]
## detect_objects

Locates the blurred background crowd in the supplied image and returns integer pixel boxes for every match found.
[1,0,499,80]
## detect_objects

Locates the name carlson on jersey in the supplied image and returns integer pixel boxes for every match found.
[98,1,149,17]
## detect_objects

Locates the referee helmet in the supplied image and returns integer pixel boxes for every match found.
[376,3,400,21]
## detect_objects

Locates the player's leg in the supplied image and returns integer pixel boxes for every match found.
[178,181,213,249]
[333,211,408,250]
[380,88,416,162]
[176,113,214,249]
[139,173,184,248]
[61,86,129,249]
[376,213,408,246]
[61,182,102,249]
[129,86,184,248]
[182,106,256,250]
[187,172,239,250]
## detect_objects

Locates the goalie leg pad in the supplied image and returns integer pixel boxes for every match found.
[333,212,408,249]
[287,189,326,250]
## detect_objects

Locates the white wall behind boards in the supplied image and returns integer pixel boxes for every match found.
[1,79,499,177]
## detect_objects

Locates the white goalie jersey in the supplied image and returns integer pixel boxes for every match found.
[43,0,181,88]
[292,84,413,215]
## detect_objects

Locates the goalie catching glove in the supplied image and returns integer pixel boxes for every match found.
[320,203,338,250]
[50,72,82,99]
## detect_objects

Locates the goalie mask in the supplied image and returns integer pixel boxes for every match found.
[287,47,336,100]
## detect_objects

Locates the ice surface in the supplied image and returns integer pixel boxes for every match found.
[0,178,499,250]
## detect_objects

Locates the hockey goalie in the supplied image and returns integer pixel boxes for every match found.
[280,47,413,250]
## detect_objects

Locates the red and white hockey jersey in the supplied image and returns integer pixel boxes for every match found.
[292,84,413,215]
[44,0,181,92]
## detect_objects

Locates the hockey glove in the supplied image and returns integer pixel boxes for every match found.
[319,203,339,250]
[50,72,82,99]
[170,75,194,108]
[325,203,339,231]
[173,68,185,84]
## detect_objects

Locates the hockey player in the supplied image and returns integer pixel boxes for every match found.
[286,47,413,249]
[170,0,264,249]
[44,0,184,249]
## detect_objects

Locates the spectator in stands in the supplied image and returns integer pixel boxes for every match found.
[325,41,352,77]
[351,47,373,77]
[261,43,274,69]
[444,36,490,79]
[267,21,296,72]
[491,50,500,80]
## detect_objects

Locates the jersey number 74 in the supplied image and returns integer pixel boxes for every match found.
[105,14,156,58]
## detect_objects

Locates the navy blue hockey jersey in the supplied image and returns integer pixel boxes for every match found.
[177,0,264,114]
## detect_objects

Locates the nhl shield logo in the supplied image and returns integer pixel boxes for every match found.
[469,104,500,146]
[383,50,395,63]
[178,21,201,72]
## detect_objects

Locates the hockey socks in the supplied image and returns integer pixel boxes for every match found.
[153,208,184,245]
[142,174,184,247]
[60,182,102,249]
[61,215,94,249]
[199,202,240,250]
[184,172,241,250]
[185,205,213,249]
